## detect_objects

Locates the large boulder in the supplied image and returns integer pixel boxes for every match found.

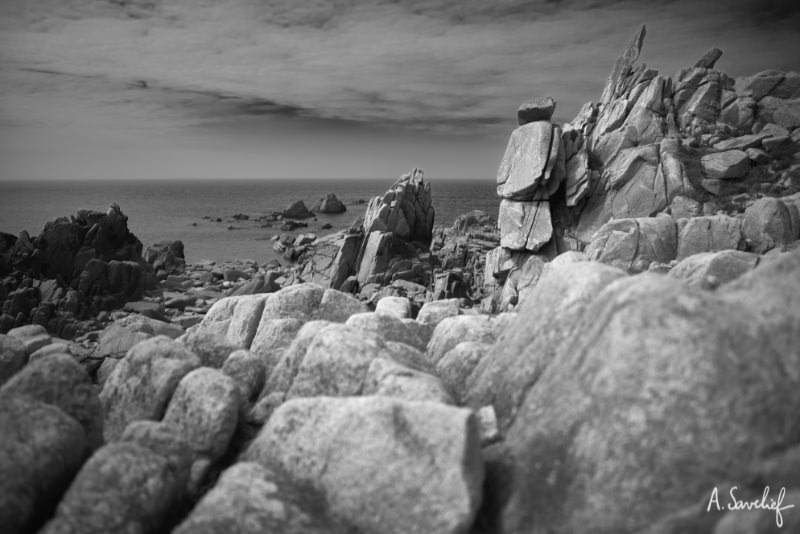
[742,197,796,253]
[482,253,800,533]
[99,336,201,441]
[700,150,750,180]
[496,121,564,200]
[244,396,484,534]
[676,215,744,260]
[363,168,435,245]
[0,396,87,534]
[282,200,313,220]
[517,96,557,124]
[498,199,553,252]
[584,215,677,273]
[313,193,347,214]
[0,353,103,449]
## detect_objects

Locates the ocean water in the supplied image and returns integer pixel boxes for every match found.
[0,178,499,264]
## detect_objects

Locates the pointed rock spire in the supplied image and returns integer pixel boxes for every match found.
[600,24,647,106]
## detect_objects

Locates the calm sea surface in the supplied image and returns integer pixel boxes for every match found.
[0,179,498,263]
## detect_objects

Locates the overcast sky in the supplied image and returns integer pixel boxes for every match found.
[1,0,798,181]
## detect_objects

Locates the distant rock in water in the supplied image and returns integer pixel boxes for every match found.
[281,200,313,220]
[312,193,347,214]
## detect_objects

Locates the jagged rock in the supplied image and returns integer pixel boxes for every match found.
[476,252,800,533]
[676,215,744,259]
[99,336,200,441]
[739,70,786,101]
[701,150,750,180]
[221,349,265,404]
[312,193,347,214]
[498,199,553,251]
[0,396,87,534]
[40,441,185,534]
[374,296,412,318]
[669,250,759,289]
[0,353,103,449]
[742,197,796,253]
[600,24,646,106]
[298,232,363,289]
[173,462,351,534]
[363,168,435,244]
[517,96,557,124]
[416,298,461,327]
[718,96,756,132]
[496,122,563,200]
[244,396,483,534]
[0,334,27,385]
[693,47,723,69]
[282,200,313,220]
[162,368,240,462]
[585,215,678,273]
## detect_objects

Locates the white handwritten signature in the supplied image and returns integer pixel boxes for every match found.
[707,486,795,528]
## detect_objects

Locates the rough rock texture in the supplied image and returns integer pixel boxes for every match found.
[584,214,678,272]
[40,442,186,534]
[312,193,347,214]
[427,314,505,365]
[221,349,265,404]
[473,250,800,533]
[363,168,435,244]
[345,312,427,352]
[517,96,557,124]
[374,296,412,318]
[245,396,484,534]
[701,150,750,179]
[669,250,759,288]
[282,200,313,220]
[0,396,87,534]
[498,199,553,252]
[99,335,200,441]
[496,121,563,200]
[162,367,240,462]
[676,215,744,259]
[742,197,796,252]
[0,333,27,385]
[416,298,461,326]
[0,353,103,449]
[173,462,351,534]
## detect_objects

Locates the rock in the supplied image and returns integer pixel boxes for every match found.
[0,396,87,534]
[436,341,491,404]
[244,396,484,534]
[249,317,303,374]
[669,250,759,289]
[363,168,435,244]
[119,420,192,485]
[196,296,246,338]
[416,298,461,326]
[179,330,240,368]
[222,349,265,404]
[693,46,722,69]
[7,323,52,355]
[0,353,103,449]
[162,367,240,462]
[363,356,453,404]
[475,405,501,446]
[517,96,557,124]
[599,24,646,106]
[144,240,185,278]
[40,441,186,534]
[427,315,501,366]
[466,261,626,428]
[496,122,563,200]
[374,296,412,319]
[345,312,427,352]
[282,200,313,220]
[677,215,744,259]
[773,98,800,129]
[742,197,796,253]
[225,293,270,348]
[584,215,678,273]
[173,462,350,534]
[226,272,280,296]
[498,199,553,252]
[314,287,369,322]
[99,335,201,441]
[701,150,750,180]
[28,341,69,363]
[94,323,152,360]
[115,313,185,339]
[122,300,166,321]
[485,266,800,532]
[356,231,393,285]
[313,193,347,214]
[0,334,27,385]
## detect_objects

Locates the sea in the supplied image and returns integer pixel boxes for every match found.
[0,178,499,264]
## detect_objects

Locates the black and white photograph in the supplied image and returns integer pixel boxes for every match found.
[1,0,799,532]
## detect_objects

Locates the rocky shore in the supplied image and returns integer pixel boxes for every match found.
[2,25,800,534]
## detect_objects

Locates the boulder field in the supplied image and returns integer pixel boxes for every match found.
[1,23,800,534]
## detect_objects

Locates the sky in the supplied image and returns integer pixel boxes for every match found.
[1,0,799,181]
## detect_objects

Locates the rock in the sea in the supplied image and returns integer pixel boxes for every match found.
[40,441,186,534]
[0,396,87,534]
[584,215,677,273]
[162,367,240,462]
[0,353,103,449]
[498,199,553,252]
[282,200,313,220]
[517,96,557,124]
[99,335,201,441]
[245,395,484,534]
[701,150,750,180]
[313,193,347,214]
